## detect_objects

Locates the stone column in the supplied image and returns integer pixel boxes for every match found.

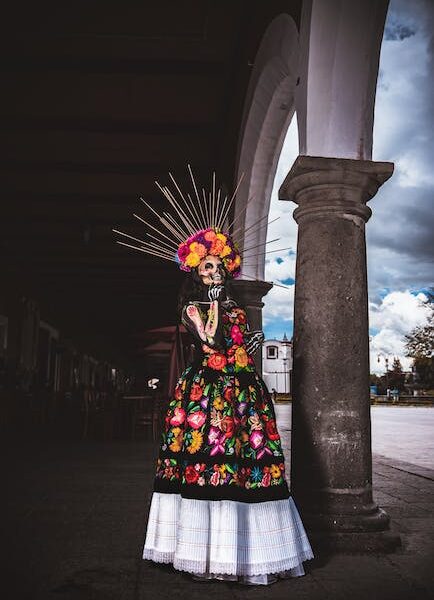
[232,279,272,374]
[279,155,400,551]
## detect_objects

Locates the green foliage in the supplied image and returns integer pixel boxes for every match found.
[404,290,434,387]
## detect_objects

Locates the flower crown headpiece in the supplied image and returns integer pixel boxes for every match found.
[113,166,244,278]
[177,228,241,275]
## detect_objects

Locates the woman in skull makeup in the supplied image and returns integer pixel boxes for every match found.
[114,172,313,585]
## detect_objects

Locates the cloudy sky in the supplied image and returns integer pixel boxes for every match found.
[263,0,434,374]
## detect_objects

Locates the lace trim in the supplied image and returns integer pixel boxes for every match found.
[143,547,314,577]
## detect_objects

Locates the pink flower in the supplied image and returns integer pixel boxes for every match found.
[257,446,273,459]
[261,472,271,487]
[249,430,264,449]
[208,426,221,444]
[210,471,220,486]
[231,325,244,345]
[177,243,190,262]
[170,407,186,426]
[210,432,226,455]
[187,411,206,430]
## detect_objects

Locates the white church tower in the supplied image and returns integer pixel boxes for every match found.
[262,333,293,395]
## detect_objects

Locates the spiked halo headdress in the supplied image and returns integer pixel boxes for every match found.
[113,165,290,284]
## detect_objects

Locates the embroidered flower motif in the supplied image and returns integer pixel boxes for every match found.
[187,430,203,454]
[187,411,206,430]
[222,415,235,439]
[208,425,221,444]
[248,413,262,430]
[170,407,186,426]
[210,432,226,456]
[210,408,223,429]
[190,383,203,400]
[210,471,220,486]
[261,472,271,487]
[234,346,248,368]
[207,353,227,370]
[185,465,199,484]
[265,419,280,441]
[231,324,244,345]
[213,396,224,410]
[249,430,264,450]
[251,466,262,482]
[270,464,281,479]
[169,427,183,452]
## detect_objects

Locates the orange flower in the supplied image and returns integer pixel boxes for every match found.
[189,242,207,258]
[190,383,203,400]
[207,353,227,371]
[204,230,217,242]
[210,238,225,255]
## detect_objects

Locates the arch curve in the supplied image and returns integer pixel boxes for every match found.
[234,14,299,280]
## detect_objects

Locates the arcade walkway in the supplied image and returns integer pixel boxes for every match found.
[2,433,433,599]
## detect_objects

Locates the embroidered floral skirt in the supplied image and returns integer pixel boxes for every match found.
[143,362,313,579]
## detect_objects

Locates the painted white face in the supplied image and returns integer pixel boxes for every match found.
[197,255,225,286]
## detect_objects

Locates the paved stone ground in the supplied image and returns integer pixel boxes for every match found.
[370,406,434,470]
[1,418,433,599]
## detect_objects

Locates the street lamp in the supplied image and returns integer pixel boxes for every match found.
[282,345,288,395]
[377,354,390,393]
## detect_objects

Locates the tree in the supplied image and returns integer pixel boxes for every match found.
[405,291,434,388]
[388,357,405,391]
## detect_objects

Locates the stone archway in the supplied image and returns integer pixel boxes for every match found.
[234,0,400,551]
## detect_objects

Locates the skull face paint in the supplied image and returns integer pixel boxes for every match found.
[197,255,226,286]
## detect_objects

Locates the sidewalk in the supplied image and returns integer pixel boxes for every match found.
[1,438,433,600]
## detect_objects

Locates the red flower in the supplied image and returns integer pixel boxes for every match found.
[185,465,199,484]
[224,386,233,401]
[190,384,203,400]
[207,353,227,371]
[265,419,280,441]
[222,416,235,438]
[174,386,182,400]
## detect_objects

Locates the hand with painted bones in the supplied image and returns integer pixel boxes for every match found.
[207,285,224,302]
[245,330,265,355]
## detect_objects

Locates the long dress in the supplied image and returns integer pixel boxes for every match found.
[143,299,313,583]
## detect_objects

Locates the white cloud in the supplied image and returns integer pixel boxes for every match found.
[369,290,430,373]
[263,0,434,356]
[262,283,295,325]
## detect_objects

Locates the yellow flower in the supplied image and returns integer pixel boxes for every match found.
[219,464,226,476]
[187,430,203,454]
[169,426,183,452]
[270,464,281,479]
[213,396,224,410]
[221,244,231,257]
[185,252,201,267]
[190,242,207,258]
[235,346,248,368]
[216,233,227,245]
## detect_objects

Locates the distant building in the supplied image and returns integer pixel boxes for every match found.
[262,334,293,394]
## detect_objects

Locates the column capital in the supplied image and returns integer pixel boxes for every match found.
[279,155,394,224]
[232,279,273,309]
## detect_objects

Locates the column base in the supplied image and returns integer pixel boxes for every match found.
[303,505,401,553]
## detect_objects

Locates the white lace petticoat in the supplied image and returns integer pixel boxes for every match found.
[143,492,313,582]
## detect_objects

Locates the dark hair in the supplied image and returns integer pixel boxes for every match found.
[177,269,239,317]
